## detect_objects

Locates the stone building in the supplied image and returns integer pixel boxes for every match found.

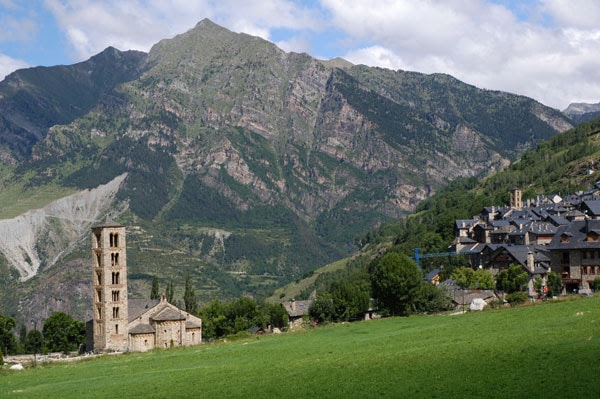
[87,216,202,352]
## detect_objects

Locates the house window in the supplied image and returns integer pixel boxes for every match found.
[562,252,569,264]
[96,289,102,302]
[112,272,120,285]
[97,271,102,285]
[115,324,119,334]
[112,290,119,302]
[97,305,102,320]
[95,253,101,267]
[113,307,119,318]
[111,253,119,267]
[94,232,101,248]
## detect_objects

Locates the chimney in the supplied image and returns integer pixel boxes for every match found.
[527,251,535,273]
[291,299,296,312]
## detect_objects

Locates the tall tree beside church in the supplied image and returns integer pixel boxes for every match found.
[166,280,174,303]
[183,272,197,314]
[150,276,160,300]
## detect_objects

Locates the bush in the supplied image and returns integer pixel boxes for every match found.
[506,292,528,306]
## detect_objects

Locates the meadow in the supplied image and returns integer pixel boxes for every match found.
[2,296,599,398]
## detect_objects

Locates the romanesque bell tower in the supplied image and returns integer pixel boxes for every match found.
[92,216,128,352]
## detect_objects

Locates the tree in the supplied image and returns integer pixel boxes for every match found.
[474,269,495,289]
[546,272,563,297]
[25,329,44,355]
[451,267,475,289]
[166,280,175,303]
[369,252,422,316]
[43,312,85,353]
[533,276,544,297]
[183,272,197,314]
[0,314,17,356]
[451,267,495,289]
[309,294,336,324]
[150,275,160,300]
[496,264,528,294]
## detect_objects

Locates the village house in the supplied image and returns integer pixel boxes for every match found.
[281,299,312,329]
[451,186,600,295]
[86,216,202,353]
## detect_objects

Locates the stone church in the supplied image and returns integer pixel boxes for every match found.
[86,216,202,352]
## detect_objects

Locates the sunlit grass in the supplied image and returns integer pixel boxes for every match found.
[2,296,599,398]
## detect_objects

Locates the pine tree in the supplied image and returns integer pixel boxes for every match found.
[150,275,160,300]
[183,272,197,314]
[166,280,174,303]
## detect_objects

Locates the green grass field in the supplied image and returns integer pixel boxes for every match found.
[2,297,599,398]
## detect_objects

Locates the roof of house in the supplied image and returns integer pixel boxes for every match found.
[582,200,600,216]
[423,268,440,282]
[549,219,600,249]
[451,289,496,305]
[281,300,312,318]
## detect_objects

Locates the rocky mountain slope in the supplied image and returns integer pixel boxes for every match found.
[0,19,572,323]
[563,102,600,124]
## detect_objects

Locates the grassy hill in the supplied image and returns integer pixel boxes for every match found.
[2,296,599,398]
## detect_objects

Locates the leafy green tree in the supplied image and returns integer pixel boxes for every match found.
[269,303,289,329]
[308,294,336,324]
[414,283,453,313]
[198,300,230,339]
[475,269,495,289]
[546,272,563,297]
[0,314,17,356]
[496,264,528,294]
[25,329,44,355]
[369,252,422,316]
[183,272,197,314]
[150,275,160,300]
[451,267,475,289]
[42,312,85,353]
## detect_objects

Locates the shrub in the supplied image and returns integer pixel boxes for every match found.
[506,292,528,306]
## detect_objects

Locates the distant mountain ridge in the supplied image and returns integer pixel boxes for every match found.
[563,102,600,124]
[0,19,573,324]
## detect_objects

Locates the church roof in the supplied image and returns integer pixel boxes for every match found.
[129,324,155,334]
[152,306,186,321]
[186,320,202,329]
[128,299,160,322]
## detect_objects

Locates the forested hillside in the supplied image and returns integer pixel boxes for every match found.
[275,116,600,304]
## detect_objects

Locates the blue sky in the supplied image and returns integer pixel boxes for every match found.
[1,0,599,109]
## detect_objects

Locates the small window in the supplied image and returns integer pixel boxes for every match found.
[112,290,119,302]
[113,307,119,318]
[115,324,119,334]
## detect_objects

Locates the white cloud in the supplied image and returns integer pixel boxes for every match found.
[43,0,321,60]
[1,0,596,109]
[0,54,30,80]
[320,0,600,108]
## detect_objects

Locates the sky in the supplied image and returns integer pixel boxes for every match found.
[1,0,599,110]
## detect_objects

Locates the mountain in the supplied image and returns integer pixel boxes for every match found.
[0,19,572,324]
[563,102,600,124]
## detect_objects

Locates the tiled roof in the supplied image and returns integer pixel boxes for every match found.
[152,307,186,321]
[129,324,155,334]
[128,299,160,322]
[281,300,312,317]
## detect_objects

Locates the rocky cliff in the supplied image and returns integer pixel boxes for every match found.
[0,19,573,322]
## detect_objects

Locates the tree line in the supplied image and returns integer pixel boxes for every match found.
[0,312,85,360]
